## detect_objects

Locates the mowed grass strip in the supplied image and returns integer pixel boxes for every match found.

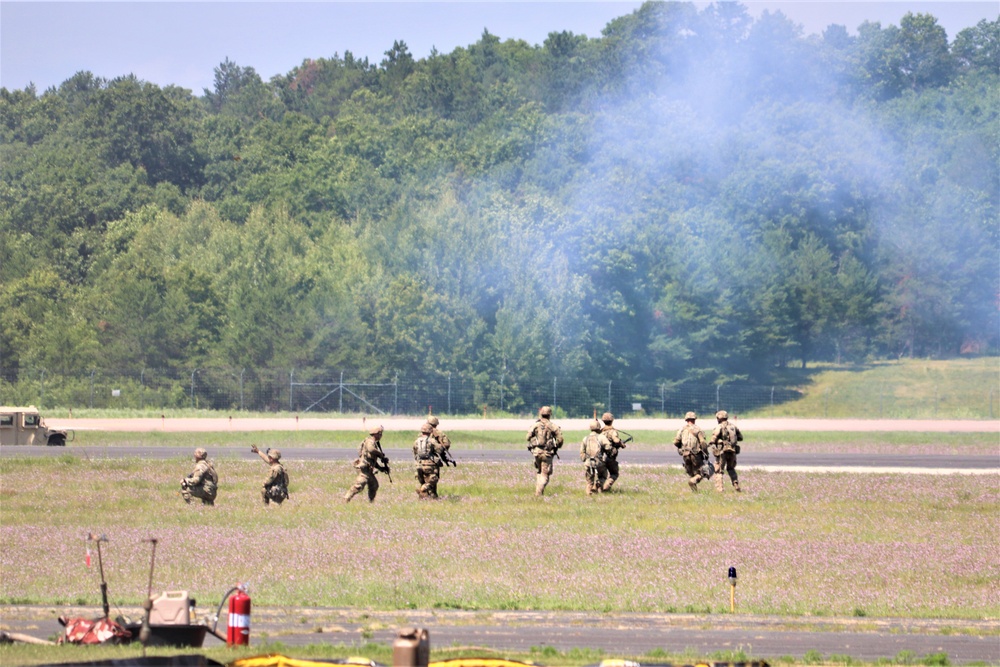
[2,456,997,619]
[755,358,1000,419]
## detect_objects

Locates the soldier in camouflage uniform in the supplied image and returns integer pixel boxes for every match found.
[580,420,613,495]
[599,412,626,492]
[345,425,391,503]
[427,415,456,466]
[181,448,218,505]
[526,406,564,496]
[672,411,709,492]
[251,445,289,505]
[413,423,443,499]
[709,410,743,492]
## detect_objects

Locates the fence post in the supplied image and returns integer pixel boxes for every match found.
[715,384,720,412]
[660,384,665,416]
[770,386,775,417]
[339,371,344,414]
[607,381,612,414]
[447,371,452,415]
[553,377,557,414]
[393,373,398,415]
[190,369,198,409]
[289,369,294,411]
[89,369,96,409]
[40,369,46,409]
[240,368,245,412]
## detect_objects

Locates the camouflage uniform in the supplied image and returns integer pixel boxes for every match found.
[181,448,217,505]
[580,420,613,495]
[253,447,289,505]
[413,423,443,499]
[527,406,564,496]
[709,410,743,492]
[672,412,709,492]
[427,416,451,457]
[345,426,390,503]
[599,412,626,492]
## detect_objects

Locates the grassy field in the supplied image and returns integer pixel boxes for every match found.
[746,358,1000,420]
[2,456,996,621]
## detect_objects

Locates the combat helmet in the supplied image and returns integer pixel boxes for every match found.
[716,410,728,421]
[589,420,601,432]
[369,425,384,436]
[420,423,433,435]
[539,406,553,417]
[427,416,440,427]
[601,412,614,423]
[684,411,697,421]
[268,448,282,461]
[194,447,207,460]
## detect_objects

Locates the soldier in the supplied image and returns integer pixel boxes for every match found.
[672,411,709,492]
[251,445,289,505]
[580,419,613,495]
[427,415,457,467]
[526,405,564,496]
[345,425,391,503]
[599,412,626,492]
[181,448,218,505]
[709,410,743,492]
[413,423,443,499]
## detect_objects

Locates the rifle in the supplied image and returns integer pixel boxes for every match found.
[618,430,634,446]
[372,440,393,483]
[441,449,458,467]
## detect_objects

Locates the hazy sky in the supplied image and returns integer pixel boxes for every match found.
[1,1,996,94]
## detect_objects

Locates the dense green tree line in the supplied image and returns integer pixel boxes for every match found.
[1,2,997,399]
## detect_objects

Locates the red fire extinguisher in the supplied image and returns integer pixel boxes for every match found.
[227,584,251,646]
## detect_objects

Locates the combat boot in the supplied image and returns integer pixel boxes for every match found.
[343,490,356,503]
[689,474,701,491]
[733,480,741,493]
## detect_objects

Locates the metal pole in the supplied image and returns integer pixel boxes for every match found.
[553,377,557,413]
[447,372,452,415]
[191,369,198,409]
[660,384,665,416]
[339,370,344,413]
[140,369,146,410]
[89,369,95,408]
[716,384,720,412]
[394,373,398,415]
[290,369,294,411]
[608,381,612,414]
[240,368,245,411]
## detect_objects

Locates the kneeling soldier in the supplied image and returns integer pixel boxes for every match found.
[251,445,289,505]
[181,448,218,505]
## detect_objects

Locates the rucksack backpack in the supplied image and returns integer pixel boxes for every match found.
[416,435,434,460]
[680,427,700,456]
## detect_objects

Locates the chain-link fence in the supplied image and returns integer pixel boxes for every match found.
[1,367,997,419]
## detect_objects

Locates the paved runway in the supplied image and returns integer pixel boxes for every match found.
[2,606,997,664]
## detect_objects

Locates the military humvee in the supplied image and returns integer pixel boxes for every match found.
[0,406,73,446]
